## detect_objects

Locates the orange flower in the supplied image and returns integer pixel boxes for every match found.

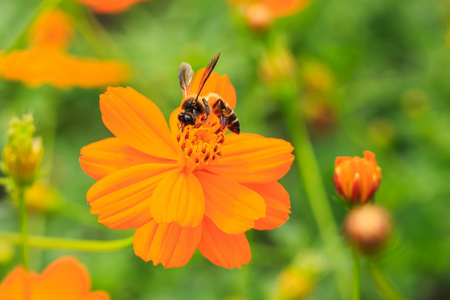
[333,151,382,205]
[230,0,310,30]
[0,9,129,89]
[78,0,147,14]
[0,257,109,300]
[80,69,294,268]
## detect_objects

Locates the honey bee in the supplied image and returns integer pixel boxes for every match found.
[178,52,240,134]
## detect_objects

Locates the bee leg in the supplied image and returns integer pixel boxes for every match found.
[219,115,227,130]
[202,98,210,121]
[212,99,227,129]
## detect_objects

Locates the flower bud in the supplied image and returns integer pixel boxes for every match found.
[333,151,382,205]
[276,267,315,300]
[301,61,335,94]
[23,181,61,213]
[344,204,392,255]
[0,241,14,263]
[2,115,43,187]
[260,46,297,85]
[275,252,325,300]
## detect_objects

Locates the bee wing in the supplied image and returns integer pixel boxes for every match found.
[178,62,194,99]
[195,52,221,100]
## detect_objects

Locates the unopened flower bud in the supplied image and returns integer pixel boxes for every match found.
[276,267,315,300]
[333,151,382,205]
[2,115,43,187]
[344,204,392,255]
[0,241,14,263]
[301,61,335,93]
[260,47,297,85]
[23,181,61,213]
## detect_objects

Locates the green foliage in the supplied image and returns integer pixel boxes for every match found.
[1,0,449,299]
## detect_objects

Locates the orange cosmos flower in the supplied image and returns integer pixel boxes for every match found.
[230,0,310,30]
[77,0,147,14]
[0,9,129,89]
[0,257,109,300]
[80,69,294,269]
[333,151,382,205]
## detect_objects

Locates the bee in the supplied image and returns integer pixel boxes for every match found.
[178,52,240,134]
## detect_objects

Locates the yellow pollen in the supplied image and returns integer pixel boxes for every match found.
[177,121,225,172]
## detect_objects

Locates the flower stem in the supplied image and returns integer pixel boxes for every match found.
[368,259,407,300]
[0,232,134,252]
[277,84,350,300]
[70,2,125,59]
[4,0,63,55]
[352,247,361,300]
[15,189,29,270]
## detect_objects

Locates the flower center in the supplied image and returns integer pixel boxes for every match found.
[176,121,225,172]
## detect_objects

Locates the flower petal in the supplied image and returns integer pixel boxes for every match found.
[150,169,205,227]
[169,107,181,139]
[198,217,250,269]
[100,86,177,160]
[80,137,175,180]
[79,0,145,14]
[0,49,130,89]
[187,69,236,110]
[34,257,110,300]
[87,163,177,229]
[264,0,310,18]
[243,182,291,230]
[195,172,266,234]
[0,257,109,300]
[133,219,202,268]
[0,266,29,299]
[206,133,294,183]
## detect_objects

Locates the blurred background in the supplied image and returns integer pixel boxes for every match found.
[0,0,449,299]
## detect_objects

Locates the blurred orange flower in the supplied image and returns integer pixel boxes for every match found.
[230,0,310,30]
[0,9,130,89]
[78,0,147,14]
[0,257,109,300]
[80,69,294,269]
[333,151,382,205]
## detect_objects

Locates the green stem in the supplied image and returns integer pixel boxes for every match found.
[15,188,29,269]
[352,247,361,300]
[0,232,134,252]
[368,259,407,300]
[278,84,350,300]
[70,3,125,59]
[3,0,63,55]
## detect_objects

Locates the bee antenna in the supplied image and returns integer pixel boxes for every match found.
[195,52,221,102]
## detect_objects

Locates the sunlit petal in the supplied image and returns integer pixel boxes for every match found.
[243,182,291,230]
[198,217,250,269]
[151,169,205,227]
[80,137,175,180]
[134,220,202,268]
[206,133,294,183]
[87,163,177,229]
[100,86,178,160]
[0,257,109,300]
[196,172,266,234]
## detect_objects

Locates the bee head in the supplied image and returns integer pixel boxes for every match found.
[178,113,195,126]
